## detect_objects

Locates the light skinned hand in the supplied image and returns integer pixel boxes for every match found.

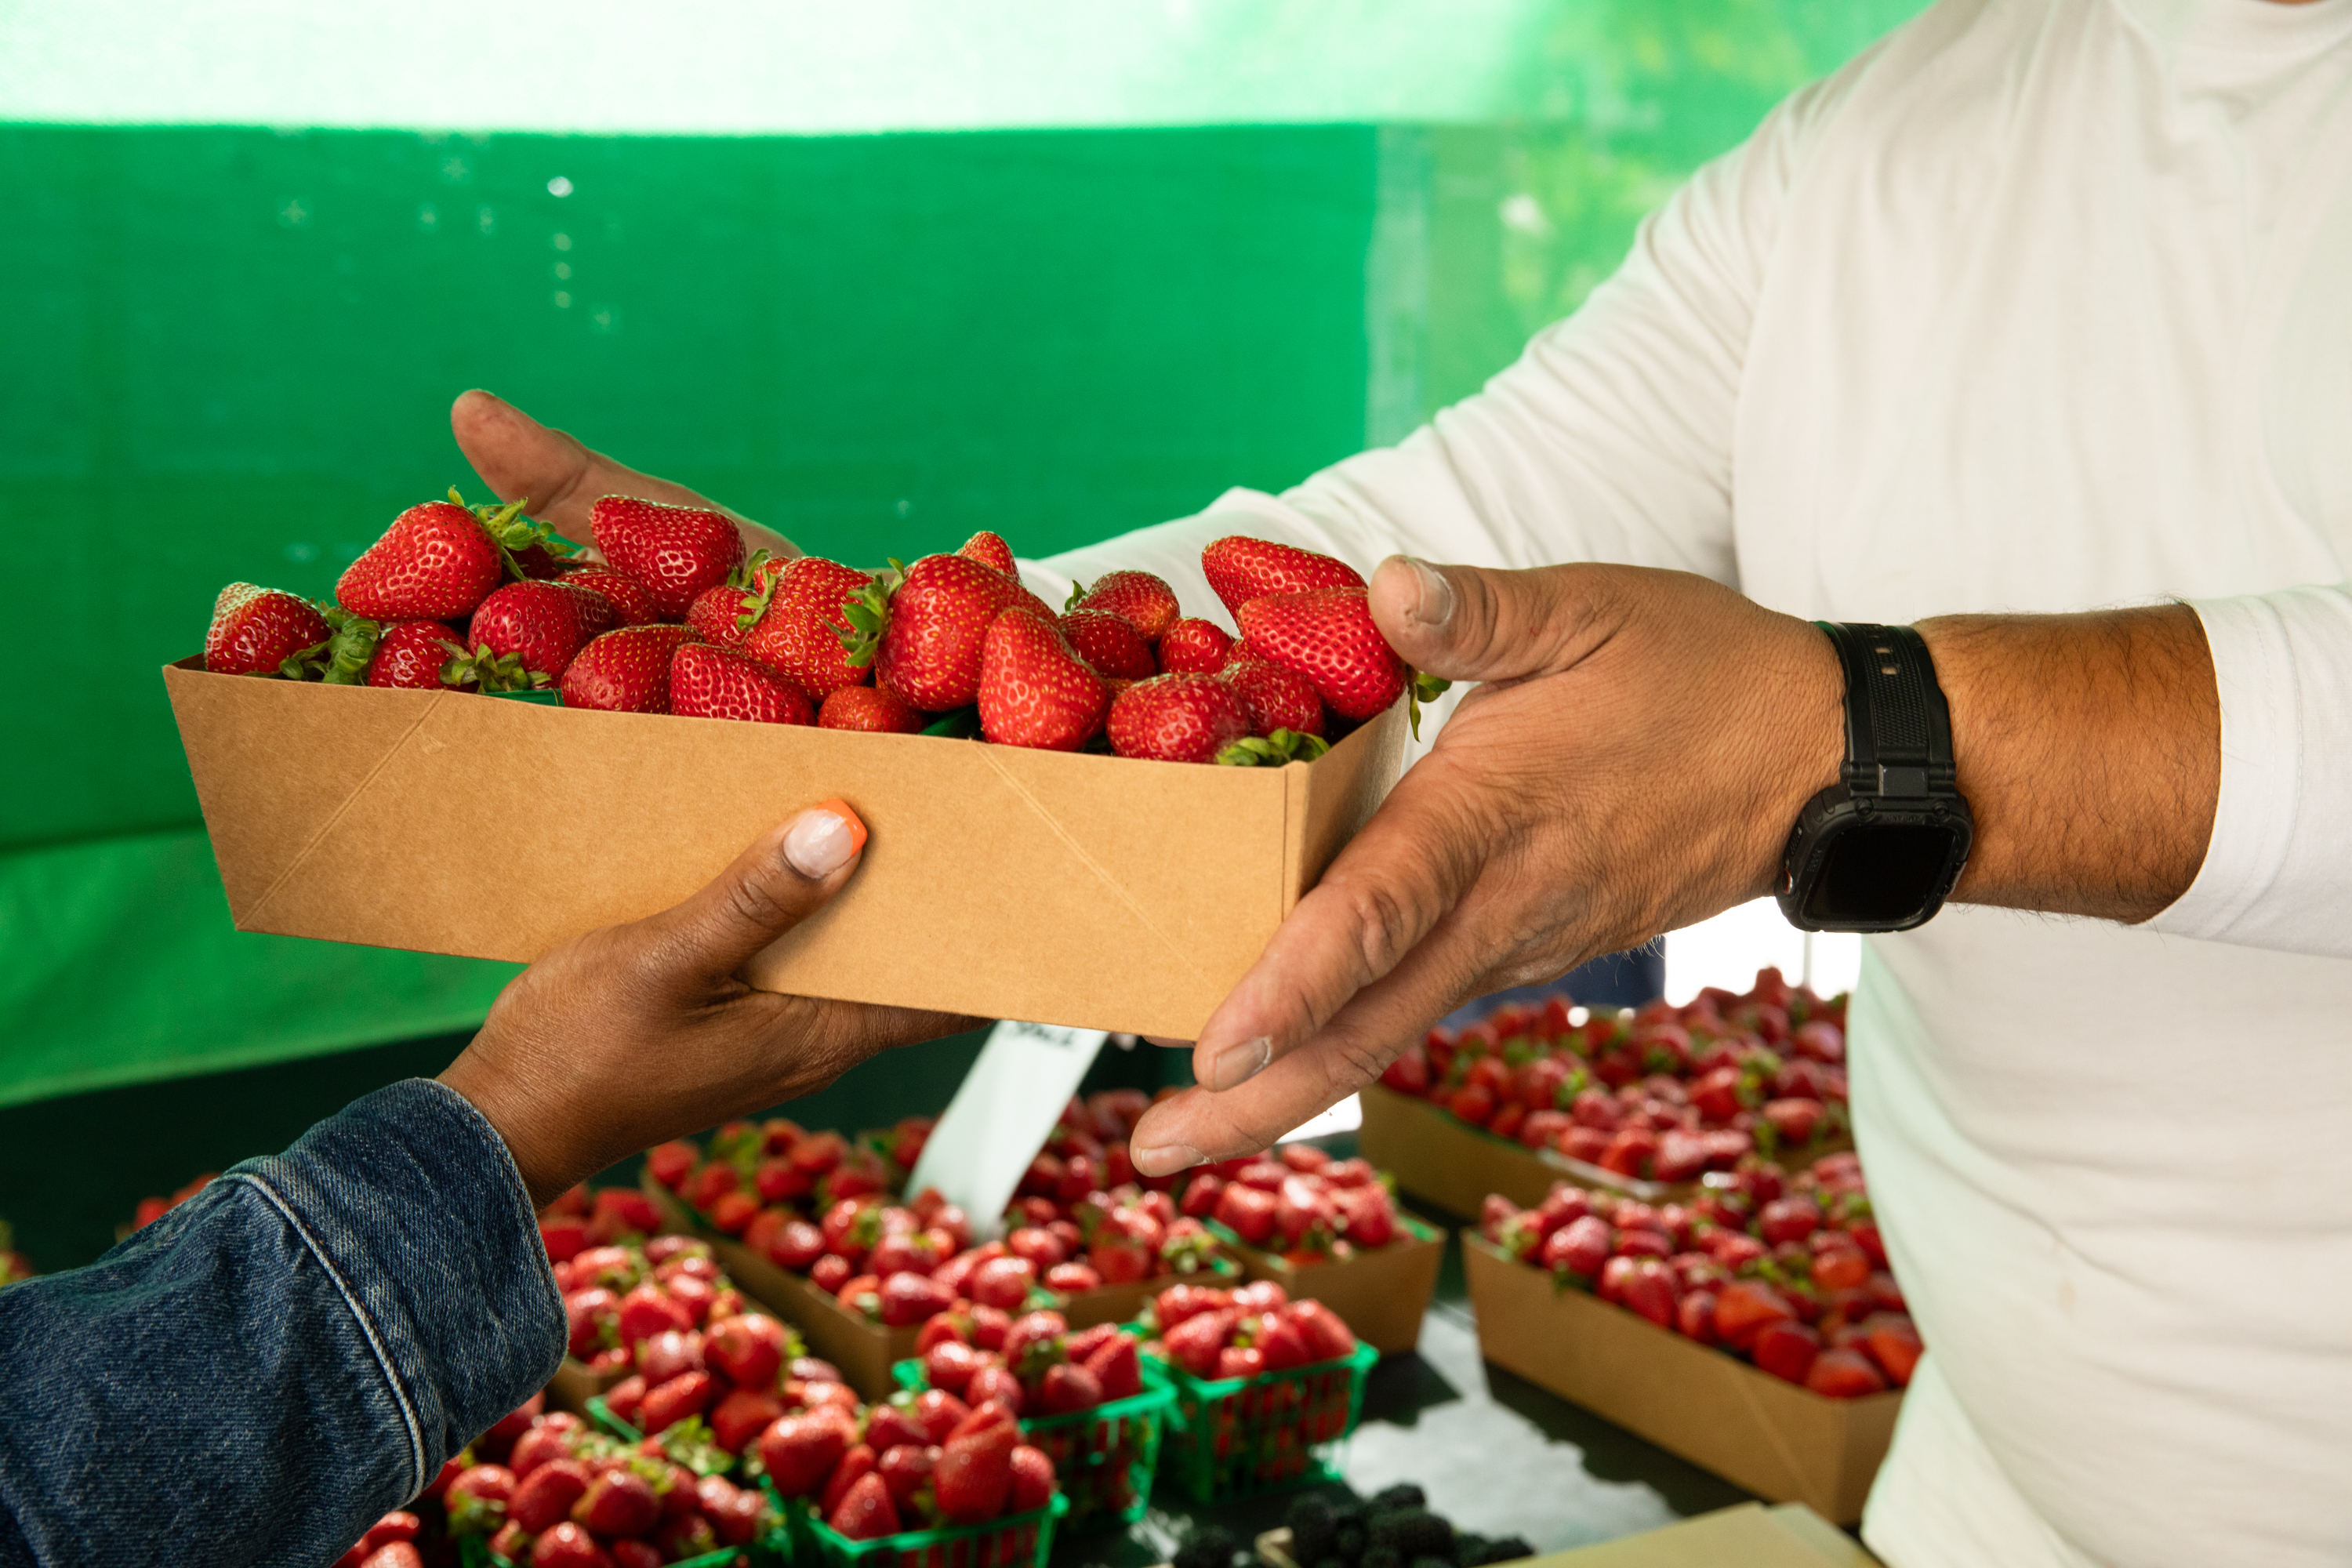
[1128,558,1846,1176]
[448,388,796,563]
[440,800,977,1207]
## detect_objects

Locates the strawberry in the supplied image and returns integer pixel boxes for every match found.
[710,1388,786,1453]
[706,1312,789,1388]
[1806,1347,1889,1398]
[640,1370,716,1433]
[850,553,1047,712]
[1237,587,1404,722]
[978,608,1109,750]
[1058,608,1157,680]
[744,557,875,700]
[1036,1360,1104,1415]
[1221,658,1325,737]
[1200,535,1364,620]
[818,685,926,732]
[687,583,760,648]
[358,1546,425,1568]
[1285,1299,1357,1363]
[562,564,661,626]
[560,625,700,713]
[339,492,549,620]
[589,495,745,618]
[1620,1258,1679,1328]
[696,1475,763,1546]
[820,1444,878,1518]
[1863,1312,1922,1386]
[966,1363,1025,1415]
[829,1472,902,1541]
[1066,569,1179,642]
[1752,1319,1823,1385]
[1212,1180,1278,1243]
[877,1442,939,1507]
[510,1457,593,1532]
[760,1412,851,1497]
[1007,1444,1055,1513]
[1162,1308,1236,1377]
[204,584,332,677]
[1714,1279,1800,1352]
[365,621,469,689]
[879,1272,956,1327]
[958,530,1018,576]
[601,1376,647,1425]
[669,643,815,724]
[1156,618,1234,674]
[526,1521,614,1568]
[935,1417,1016,1523]
[608,1544,661,1568]
[1216,1346,1266,1380]
[1104,673,1254,764]
[572,1470,659,1537]
[459,579,616,688]
[445,1463,517,1534]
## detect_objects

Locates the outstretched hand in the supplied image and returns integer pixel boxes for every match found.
[449,389,795,562]
[1128,557,1846,1174]
[441,800,976,1206]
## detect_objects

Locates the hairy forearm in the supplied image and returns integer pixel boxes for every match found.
[1917,605,2220,922]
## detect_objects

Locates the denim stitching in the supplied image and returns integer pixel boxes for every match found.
[228,1171,426,1498]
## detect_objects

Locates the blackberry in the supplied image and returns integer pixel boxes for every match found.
[1361,1549,1403,1568]
[1367,1510,1454,1562]
[1175,1526,1243,1568]
[1451,1534,1490,1567]
[1368,1483,1428,1514]
[1287,1497,1340,1565]
[1335,1525,1368,1563]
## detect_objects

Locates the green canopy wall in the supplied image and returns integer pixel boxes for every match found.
[0,0,1922,1106]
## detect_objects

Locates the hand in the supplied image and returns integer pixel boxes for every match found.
[440,800,977,1206]
[449,389,796,562]
[1129,558,1845,1174]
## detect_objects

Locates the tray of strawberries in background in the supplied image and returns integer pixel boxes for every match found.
[1361,967,1851,1215]
[0,1219,33,1291]
[754,1390,1068,1568]
[641,1095,1237,1396]
[1134,1279,1377,1504]
[894,1309,1175,1531]
[1178,1143,1442,1356]
[1461,1150,1914,1525]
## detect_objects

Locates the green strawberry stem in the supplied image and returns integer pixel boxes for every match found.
[1407,669,1451,741]
[443,641,549,692]
[835,558,906,666]
[1214,729,1331,768]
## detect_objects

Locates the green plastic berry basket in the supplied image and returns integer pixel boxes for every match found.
[1137,1335,1377,1504]
[761,1487,1068,1568]
[463,1537,745,1568]
[888,1358,1175,1530]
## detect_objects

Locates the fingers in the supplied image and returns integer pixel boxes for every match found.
[1367,556,1619,685]
[448,390,795,558]
[633,801,870,986]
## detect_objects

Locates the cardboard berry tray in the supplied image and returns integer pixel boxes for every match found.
[892,1358,1175,1531]
[1137,1333,1377,1504]
[764,1488,1068,1568]
[1460,1234,1900,1524]
[162,662,1405,1038]
[1357,1082,1684,1213]
[1213,1212,1446,1356]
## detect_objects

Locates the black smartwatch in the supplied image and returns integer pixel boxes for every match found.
[1777,622,1973,933]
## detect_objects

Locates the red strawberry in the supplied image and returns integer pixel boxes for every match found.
[560,625,700,713]
[965,1363,1025,1415]
[879,1271,956,1327]
[528,1521,615,1568]
[1212,1180,1279,1243]
[818,685,926,733]
[639,1370,716,1433]
[589,495,745,618]
[1238,588,1404,721]
[1008,1444,1054,1512]
[1058,608,1157,679]
[1221,658,1325,737]
[563,564,661,626]
[204,584,332,676]
[1285,1299,1357,1363]
[1105,673,1254,764]
[510,1423,579,1479]
[935,1418,1016,1523]
[845,554,1007,710]
[877,1442,940,1507]
[488,1523,532,1565]
[1162,1308,1236,1377]
[706,1312,789,1388]
[510,1457,593,1533]
[744,557,875,701]
[1863,1312,1922,1386]
[337,499,503,620]
[608,1544,660,1568]
[710,1388,786,1453]
[1715,1279,1800,1352]
[829,1472,902,1541]
[443,1464,517,1534]
[1067,569,1179,642]
[1806,1346,1889,1398]
[978,608,1108,750]
[820,1443,878,1518]
[572,1470,659,1537]
[1620,1258,1679,1328]
[460,580,615,687]
[1156,618,1234,674]
[365,621,468,689]
[1036,1360,1104,1415]
[668,643,815,724]
[1216,1346,1266,1380]
[687,583,761,648]
[958,530,1018,576]
[1200,535,1364,620]
[601,1376,646,1425]
[761,1412,852,1497]
[1752,1319,1823,1385]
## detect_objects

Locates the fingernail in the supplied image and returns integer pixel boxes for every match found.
[1402,557,1455,628]
[1133,1143,1203,1178]
[782,800,866,878]
[1206,1035,1272,1092]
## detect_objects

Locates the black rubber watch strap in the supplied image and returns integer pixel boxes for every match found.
[1812,622,1957,800]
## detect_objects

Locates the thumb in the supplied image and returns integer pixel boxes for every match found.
[635,801,869,984]
[1367,555,1615,684]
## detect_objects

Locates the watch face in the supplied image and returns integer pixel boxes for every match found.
[1801,819,1965,927]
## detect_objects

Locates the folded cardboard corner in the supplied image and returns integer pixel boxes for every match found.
[163,661,1405,1038]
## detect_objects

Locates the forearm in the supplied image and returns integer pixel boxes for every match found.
[1918,604,2220,923]
[0,1080,563,1568]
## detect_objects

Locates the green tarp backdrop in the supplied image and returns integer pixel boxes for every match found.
[0,0,1921,1105]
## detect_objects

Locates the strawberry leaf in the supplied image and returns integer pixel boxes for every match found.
[1063,576,1091,612]
[1407,670,1451,742]
[1214,729,1330,768]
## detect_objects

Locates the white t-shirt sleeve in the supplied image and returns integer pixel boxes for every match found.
[2147,586,2352,959]
[1023,70,1864,623]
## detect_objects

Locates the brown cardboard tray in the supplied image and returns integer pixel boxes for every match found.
[164,661,1405,1039]
[1461,1236,1899,1525]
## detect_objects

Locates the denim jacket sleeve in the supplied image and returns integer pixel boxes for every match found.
[0,1078,567,1568]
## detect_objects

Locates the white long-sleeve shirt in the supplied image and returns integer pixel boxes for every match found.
[1031,0,2352,1561]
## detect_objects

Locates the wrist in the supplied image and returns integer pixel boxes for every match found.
[439,1041,592,1210]
[1748,615,1848,893]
